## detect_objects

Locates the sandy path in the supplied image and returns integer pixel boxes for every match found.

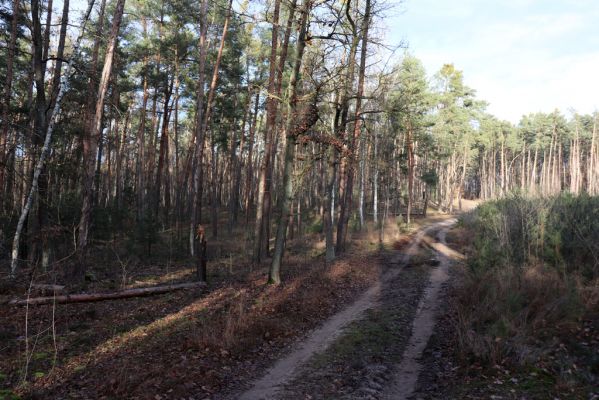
[238,219,453,400]
[380,218,457,400]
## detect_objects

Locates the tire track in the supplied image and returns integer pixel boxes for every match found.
[237,219,454,400]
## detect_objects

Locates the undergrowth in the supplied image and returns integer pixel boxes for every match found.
[455,194,599,396]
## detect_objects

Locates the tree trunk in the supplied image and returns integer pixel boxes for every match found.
[154,76,174,218]
[406,123,414,223]
[324,147,336,262]
[47,0,69,118]
[190,0,209,257]
[269,0,311,284]
[202,0,232,240]
[10,282,206,306]
[136,20,149,220]
[0,0,20,197]
[244,89,260,222]
[254,0,282,263]
[589,117,598,195]
[336,0,366,253]
[78,0,126,250]
[11,0,96,276]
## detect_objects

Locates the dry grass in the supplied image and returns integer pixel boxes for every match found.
[449,195,599,396]
[455,264,597,364]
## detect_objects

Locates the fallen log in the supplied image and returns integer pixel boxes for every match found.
[9,282,206,306]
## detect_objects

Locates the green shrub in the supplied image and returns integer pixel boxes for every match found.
[455,193,598,378]
[465,193,599,280]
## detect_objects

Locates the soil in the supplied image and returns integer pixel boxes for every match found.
[1,231,385,399]
[235,219,457,400]
[5,209,593,400]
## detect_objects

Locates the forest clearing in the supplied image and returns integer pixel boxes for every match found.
[1,0,598,398]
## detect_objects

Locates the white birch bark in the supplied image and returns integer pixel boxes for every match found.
[10,0,96,276]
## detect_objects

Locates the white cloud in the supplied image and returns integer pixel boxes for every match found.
[393,1,599,122]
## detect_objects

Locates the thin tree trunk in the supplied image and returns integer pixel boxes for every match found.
[136,20,149,220]
[324,147,336,262]
[190,0,209,258]
[78,0,126,250]
[154,76,174,217]
[201,0,232,241]
[254,0,282,263]
[406,123,414,223]
[244,89,260,221]
[28,0,49,267]
[115,109,129,207]
[47,0,69,118]
[11,0,96,276]
[373,130,378,224]
[261,0,299,258]
[589,118,597,194]
[0,0,20,196]
[335,0,364,252]
[269,0,311,284]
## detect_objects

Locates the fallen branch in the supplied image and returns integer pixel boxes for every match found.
[9,282,206,306]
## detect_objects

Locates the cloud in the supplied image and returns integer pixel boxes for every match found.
[390,0,599,122]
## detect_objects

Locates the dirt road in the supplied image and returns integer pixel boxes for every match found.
[236,218,458,400]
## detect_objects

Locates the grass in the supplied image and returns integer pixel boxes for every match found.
[310,308,403,369]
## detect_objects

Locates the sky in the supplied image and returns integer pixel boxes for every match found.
[386,0,599,123]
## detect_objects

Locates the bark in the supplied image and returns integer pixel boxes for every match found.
[10,282,206,306]
[269,0,312,284]
[78,0,126,250]
[200,0,233,240]
[136,20,149,219]
[261,0,299,258]
[406,123,414,223]
[47,0,69,119]
[358,124,366,228]
[83,0,106,137]
[373,130,378,224]
[0,0,20,195]
[115,109,129,207]
[154,76,174,217]
[11,0,96,276]
[28,0,49,267]
[324,147,336,262]
[42,0,53,70]
[228,83,248,232]
[190,0,209,261]
[173,49,182,229]
[335,0,361,253]
[244,89,260,221]
[589,118,598,195]
[254,0,282,263]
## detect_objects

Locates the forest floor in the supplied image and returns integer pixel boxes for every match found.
[231,206,597,400]
[2,200,597,400]
[0,209,446,399]
[235,219,456,400]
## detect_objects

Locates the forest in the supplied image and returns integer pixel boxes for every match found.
[0,0,597,399]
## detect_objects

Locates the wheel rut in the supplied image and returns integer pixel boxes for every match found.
[236,219,457,400]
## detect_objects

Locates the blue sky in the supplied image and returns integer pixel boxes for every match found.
[386,0,599,122]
